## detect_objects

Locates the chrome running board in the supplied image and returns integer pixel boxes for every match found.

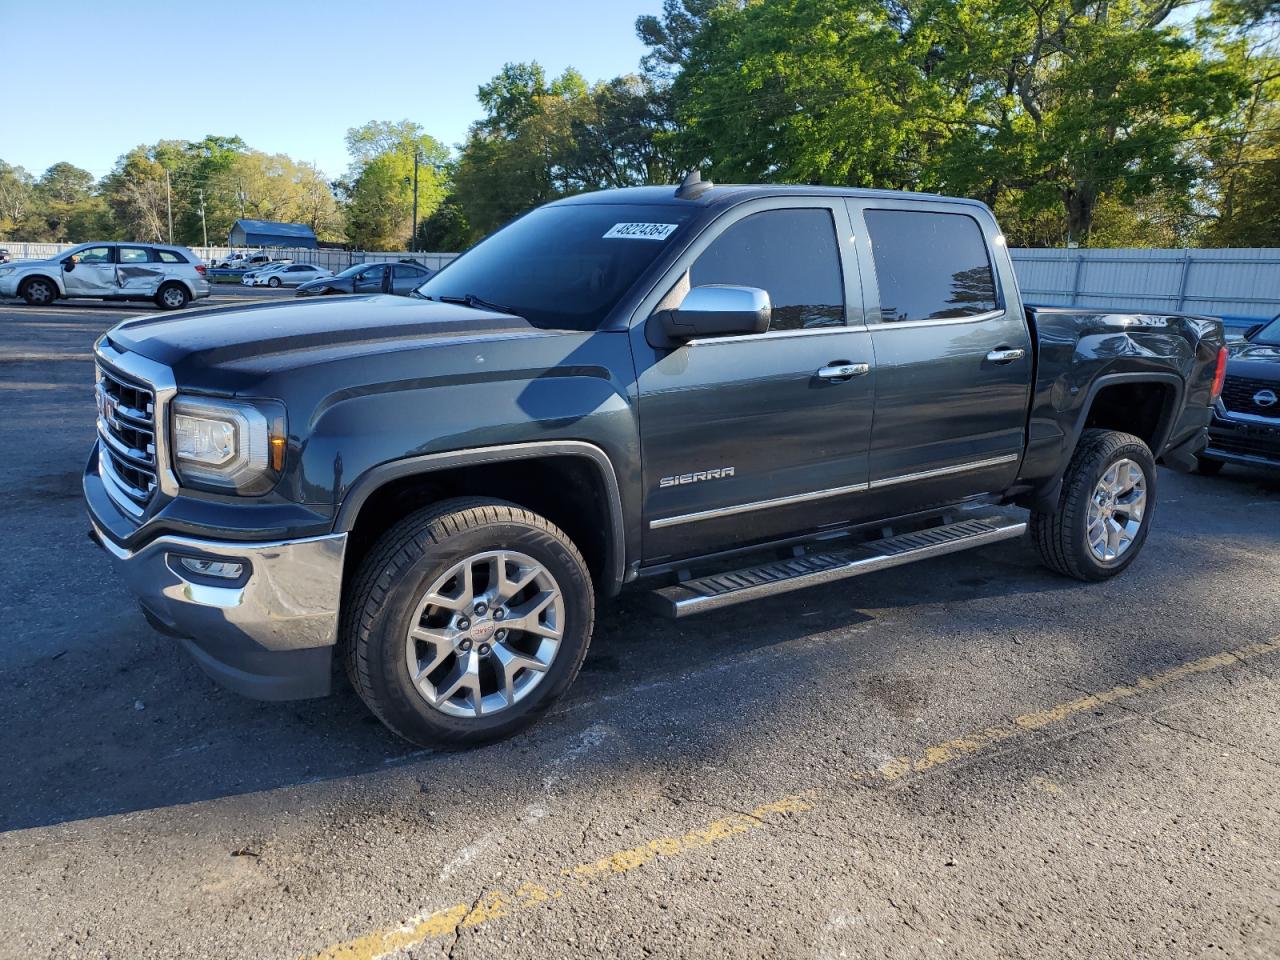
[651,514,1027,618]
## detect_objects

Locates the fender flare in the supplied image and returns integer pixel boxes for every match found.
[333,440,628,595]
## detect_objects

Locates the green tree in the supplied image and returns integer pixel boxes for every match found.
[0,161,37,239]
[342,120,448,249]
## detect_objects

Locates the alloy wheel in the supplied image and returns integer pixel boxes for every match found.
[1086,458,1147,562]
[404,550,564,718]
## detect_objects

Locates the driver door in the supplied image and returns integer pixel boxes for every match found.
[629,199,877,564]
[353,263,389,294]
[62,246,117,297]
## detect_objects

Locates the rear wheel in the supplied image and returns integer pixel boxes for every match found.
[155,283,189,310]
[1031,429,1156,581]
[20,276,56,306]
[1195,455,1225,476]
[343,498,595,747]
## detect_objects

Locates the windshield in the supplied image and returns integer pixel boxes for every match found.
[416,203,694,330]
[1253,316,1280,346]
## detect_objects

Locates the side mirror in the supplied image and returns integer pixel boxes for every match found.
[654,285,771,345]
[61,256,75,272]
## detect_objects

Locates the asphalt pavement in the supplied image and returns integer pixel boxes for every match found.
[1,287,1277,960]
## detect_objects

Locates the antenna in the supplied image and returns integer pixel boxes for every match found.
[675,169,714,200]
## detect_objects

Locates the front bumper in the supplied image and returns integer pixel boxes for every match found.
[89,518,347,701]
[1205,402,1280,469]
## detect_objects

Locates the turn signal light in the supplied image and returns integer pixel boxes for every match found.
[1210,346,1228,400]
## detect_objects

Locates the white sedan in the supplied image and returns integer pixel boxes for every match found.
[249,263,332,288]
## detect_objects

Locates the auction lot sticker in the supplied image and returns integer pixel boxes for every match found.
[603,222,679,240]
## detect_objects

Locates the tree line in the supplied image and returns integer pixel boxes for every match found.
[2,0,1276,251]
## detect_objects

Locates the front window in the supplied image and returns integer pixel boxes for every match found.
[1253,317,1280,346]
[73,245,112,264]
[416,203,695,330]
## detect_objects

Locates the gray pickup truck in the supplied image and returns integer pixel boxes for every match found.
[85,177,1227,746]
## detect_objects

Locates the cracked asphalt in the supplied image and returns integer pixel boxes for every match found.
[1,287,1278,960]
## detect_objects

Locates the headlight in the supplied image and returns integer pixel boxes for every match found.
[0,264,15,276]
[171,396,286,495]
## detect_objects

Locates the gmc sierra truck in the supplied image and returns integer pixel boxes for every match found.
[85,176,1228,747]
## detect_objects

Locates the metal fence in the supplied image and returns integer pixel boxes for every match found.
[0,241,459,274]
[1010,248,1280,318]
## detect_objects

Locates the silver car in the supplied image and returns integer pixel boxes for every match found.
[0,242,211,310]
[248,263,332,288]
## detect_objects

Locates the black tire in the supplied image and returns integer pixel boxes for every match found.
[155,282,189,310]
[1030,428,1157,582]
[1195,455,1225,476]
[19,276,57,306]
[267,276,281,288]
[343,498,595,747]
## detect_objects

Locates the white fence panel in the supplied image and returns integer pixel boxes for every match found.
[2,241,459,274]
[1010,248,1280,317]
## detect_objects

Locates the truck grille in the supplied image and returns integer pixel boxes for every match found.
[1210,434,1280,462]
[1220,375,1280,419]
[96,361,158,512]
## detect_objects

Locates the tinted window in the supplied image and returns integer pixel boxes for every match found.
[360,264,388,281]
[689,209,844,330]
[155,249,187,264]
[864,209,997,323]
[1253,317,1280,346]
[418,203,694,330]
[394,264,427,278]
[118,247,150,264]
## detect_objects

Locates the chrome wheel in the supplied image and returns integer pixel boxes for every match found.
[404,550,564,718]
[161,286,186,308]
[1086,458,1147,562]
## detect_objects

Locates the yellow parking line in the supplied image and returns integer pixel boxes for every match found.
[304,637,1279,960]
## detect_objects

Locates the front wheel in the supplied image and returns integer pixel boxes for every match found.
[343,498,595,747]
[267,276,281,288]
[1031,429,1156,581]
[20,276,56,306]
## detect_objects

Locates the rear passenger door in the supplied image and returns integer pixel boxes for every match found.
[115,246,163,296]
[392,263,428,294]
[846,200,1031,515]
[632,198,877,564]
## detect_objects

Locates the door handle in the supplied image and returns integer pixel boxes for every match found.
[985,348,1025,364]
[817,362,870,380]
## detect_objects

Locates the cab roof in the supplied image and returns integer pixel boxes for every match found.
[550,183,991,213]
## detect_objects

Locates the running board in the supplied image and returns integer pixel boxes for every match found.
[651,515,1027,619]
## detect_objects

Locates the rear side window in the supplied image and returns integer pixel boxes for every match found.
[118,247,150,264]
[394,264,427,278]
[155,249,188,264]
[864,209,997,323]
[690,208,845,331]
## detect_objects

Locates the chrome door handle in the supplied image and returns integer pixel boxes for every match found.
[986,348,1025,364]
[817,362,870,380]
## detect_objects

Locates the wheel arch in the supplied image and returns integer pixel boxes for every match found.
[335,441,627,597]
[20,272,63,297]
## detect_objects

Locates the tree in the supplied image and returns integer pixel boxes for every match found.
[341,120,448,249]
[0,162,36,239]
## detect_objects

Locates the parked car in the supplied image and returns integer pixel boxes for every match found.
[295,261,432,297]
[239,261,293,284]
[85,179,1226,748]
[1198,313,1280,474]
[0,248,11,265]
[0,241,210,309]
[215,251,271,270]
[248,263,331,288]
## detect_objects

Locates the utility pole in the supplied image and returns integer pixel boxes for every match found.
[410,148,420,253]
[197,188,208,248]
[164,168,174,244]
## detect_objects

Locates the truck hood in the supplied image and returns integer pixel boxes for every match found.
[1226,339,1280,381]
[105,295,547,376]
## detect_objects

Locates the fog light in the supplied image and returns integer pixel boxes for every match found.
[178,556,244,579]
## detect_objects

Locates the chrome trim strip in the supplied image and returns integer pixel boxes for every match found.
[98,452,147,516]
[649,481,870,529]
[687,324,868,347]
[869,453,1020,489]
[94,337,179,498]
[660,517,1028,617]
[1215,398,1280,426]
[649,453,1020,529]
[868,308,1006,330]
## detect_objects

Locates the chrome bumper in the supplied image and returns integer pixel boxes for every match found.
[91,521,347,700]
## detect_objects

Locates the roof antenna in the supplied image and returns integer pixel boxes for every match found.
[675,169,714,200]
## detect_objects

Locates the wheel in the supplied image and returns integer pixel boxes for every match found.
[1031,429,1156,581]
[267,276,281,288]
[343,498,595,747]
[19,276,56,306]
[1195,455,1225,476]
[155,283,189,310]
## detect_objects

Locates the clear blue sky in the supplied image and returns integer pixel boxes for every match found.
[0,0,660,180]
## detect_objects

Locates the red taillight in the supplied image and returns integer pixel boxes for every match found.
[1210,346,1228,400]
[195,264,207,276]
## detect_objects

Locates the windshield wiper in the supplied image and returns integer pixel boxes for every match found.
[427,293,519,315]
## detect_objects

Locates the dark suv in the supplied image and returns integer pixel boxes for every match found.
[85,179,1225,747]
[1199,315,1280,474]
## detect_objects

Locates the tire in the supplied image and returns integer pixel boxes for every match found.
[343,498,595,747]
[1195,455,1225,476]
[155,283,189,310]
[267,276,281,288]
[19,276,56,306]
[1031,428,1157,582]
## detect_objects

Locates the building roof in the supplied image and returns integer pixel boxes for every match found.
[231,219,316,240]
